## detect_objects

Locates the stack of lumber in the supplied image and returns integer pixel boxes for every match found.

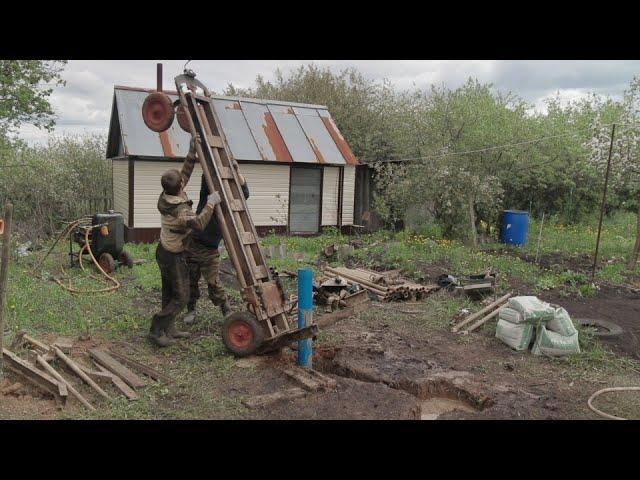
[4,332,173,411]
[321,266,439,302]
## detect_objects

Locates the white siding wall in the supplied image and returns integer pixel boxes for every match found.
[131,161,290,228]
[112,160,129,225]
[127,161,353,229]
[342,165,355,225]
[321,166,340,226]
[242,163,290,226]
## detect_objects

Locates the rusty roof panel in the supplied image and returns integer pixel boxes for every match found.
[241,103,276,161]
[267,104,318,163]
[211,99,262,161]
[293,107,345,165]
[317,109,359,165]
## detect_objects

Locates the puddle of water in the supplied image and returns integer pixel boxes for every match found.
[420,397,477,420]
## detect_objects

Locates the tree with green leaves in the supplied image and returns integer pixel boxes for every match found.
[0,60,67,148]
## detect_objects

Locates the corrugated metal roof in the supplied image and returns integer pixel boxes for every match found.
[106,86,358,165]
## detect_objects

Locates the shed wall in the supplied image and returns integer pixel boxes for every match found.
[112,160,129,225]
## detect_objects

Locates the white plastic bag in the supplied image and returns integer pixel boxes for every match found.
[508,296,555,324]
[546,307,578,337]
[531,325,580,357]
[498,307,525,324]
[495,319,535,351]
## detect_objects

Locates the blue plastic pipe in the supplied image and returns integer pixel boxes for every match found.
[297,268,313,368]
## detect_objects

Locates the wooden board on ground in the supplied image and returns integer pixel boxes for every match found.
[89,349,146,389]
[243,387,307,409]
[281,366,338,392]
[2,348,67,404]
[107,350,173,384]
[93,362,139,400]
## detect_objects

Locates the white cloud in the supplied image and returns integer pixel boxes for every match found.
[14,60,640,145]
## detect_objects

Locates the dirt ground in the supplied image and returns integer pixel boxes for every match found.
[544,285,640,361]
[2,267,639,420]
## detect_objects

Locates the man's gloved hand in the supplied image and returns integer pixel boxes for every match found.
[207,191,221,207]
[188,134,201,156]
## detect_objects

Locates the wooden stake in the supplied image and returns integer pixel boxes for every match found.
[53,346,111,401]
[464,306,506,333]
[452,292,512,333]
[0,203,13,379]
[534,212,545,264]
[36,355,95,411]
[592,123,616,281]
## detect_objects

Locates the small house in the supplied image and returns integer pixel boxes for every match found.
[106,85,361,242]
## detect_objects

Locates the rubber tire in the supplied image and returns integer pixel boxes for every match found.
[222,311,265,357]
[575,318,624,337]
[142,92,174,132]
[119,250,134,268]
[99,253,116,274]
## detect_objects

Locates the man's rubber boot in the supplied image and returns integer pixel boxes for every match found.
[183,309,197,325]
[149,317,177,347]
[166,318,191,339]
[220,301,232,318]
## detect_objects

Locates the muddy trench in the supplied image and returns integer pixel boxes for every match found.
[312,346,494,419]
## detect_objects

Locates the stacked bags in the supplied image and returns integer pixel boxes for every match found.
[495,296,580,356]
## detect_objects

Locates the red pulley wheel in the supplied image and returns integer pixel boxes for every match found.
[175,103,191,133]
[142,92,175,132]
[227,320,253,350]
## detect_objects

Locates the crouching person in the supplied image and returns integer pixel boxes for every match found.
[149,136,221,347]
[183,168,250,325]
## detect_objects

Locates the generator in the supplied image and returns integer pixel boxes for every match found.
[69,210,133,274]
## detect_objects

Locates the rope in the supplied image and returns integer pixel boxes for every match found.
[587,387,640,420]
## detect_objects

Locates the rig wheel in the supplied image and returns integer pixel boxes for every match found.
[174,101,191,133]
[222,311,265,357]
[119,250,134,268]
[98,253,116,274]
[142,92,174,132]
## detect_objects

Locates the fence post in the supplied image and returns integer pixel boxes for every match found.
[297,268,313,368]
[0,203,14,379]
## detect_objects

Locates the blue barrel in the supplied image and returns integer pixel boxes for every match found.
[500,210,529,246]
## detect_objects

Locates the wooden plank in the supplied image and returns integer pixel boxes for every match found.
[242,387,307,409]
[254,265,269,279]
[207,134,224,149]
[89,349,146,389]
[230,199,245,212]
[107,350,174,384]
[219,166,233,179]
[281,366,337,392]
[2,348,67,403]
[451,293,512,333]
[93,363,139,400]
[464,306,506,333]
[242,232,256,245]
[36,355,95,411]
[53,346,111,401]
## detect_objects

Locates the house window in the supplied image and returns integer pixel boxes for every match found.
[289,166,322,233]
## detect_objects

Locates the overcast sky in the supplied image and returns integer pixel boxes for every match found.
[17,60,640,144]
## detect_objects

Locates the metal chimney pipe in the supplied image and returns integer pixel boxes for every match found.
[156,63,163,92]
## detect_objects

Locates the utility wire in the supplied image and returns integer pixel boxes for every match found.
[365,121,634,164]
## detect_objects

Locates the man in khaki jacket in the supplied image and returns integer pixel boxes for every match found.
[150,135,221,347]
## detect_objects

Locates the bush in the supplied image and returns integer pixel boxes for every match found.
[0,134,111,240]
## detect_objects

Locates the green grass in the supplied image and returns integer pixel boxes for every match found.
[3,211,639,418]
